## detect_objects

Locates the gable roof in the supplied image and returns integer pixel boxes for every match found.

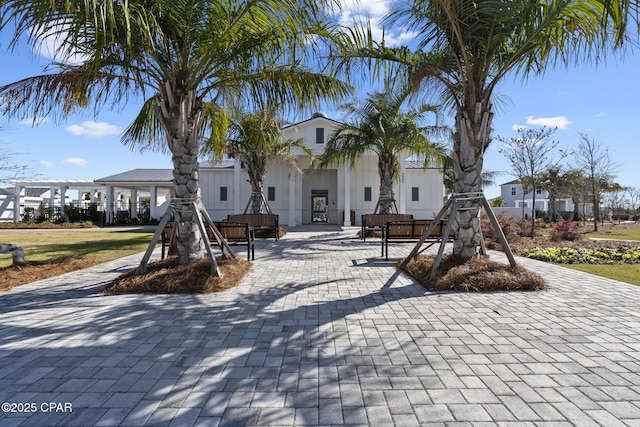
[500,179,522,186]
[95,169,174,184]
[283,112,344,129]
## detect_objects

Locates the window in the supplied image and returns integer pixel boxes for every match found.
[220,186,228,201]
[364,187,372,202]
[315,127,324,144]
[511,186,517,196]
[267,186,275,201]
[412,187,419,202]
[536,188,543,195]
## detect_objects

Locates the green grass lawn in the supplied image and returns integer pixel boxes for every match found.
[561,263,640,286]
[586,227,640,241]
[0,228,158,268]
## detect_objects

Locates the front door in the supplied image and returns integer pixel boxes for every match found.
[311,191,328,222]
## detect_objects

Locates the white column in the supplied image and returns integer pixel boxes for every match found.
[150,186,158,220]
[106,186,115,224]
[343,164,351,226]
[233,158,241,214]
[131,188,139,219]
[59,185,67,221]
[13,184,21,223]
[288,171,296,227]
[398,156,406,214]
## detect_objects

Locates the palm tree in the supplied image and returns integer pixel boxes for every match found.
[346,0,630,260]
[0,0,351,266]
[540,165,564,221]
[317,85,448,214]
[211,105,313,214]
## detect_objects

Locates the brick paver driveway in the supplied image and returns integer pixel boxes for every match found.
[1,225,639,426]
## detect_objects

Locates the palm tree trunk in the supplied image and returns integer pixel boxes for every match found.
[250,180,264,214]
[531,188,536,237]
[378,152,396,214]
[247,161,266,214]
[452,102,492,261]
[157,85,207,265]
[171,149,206,264]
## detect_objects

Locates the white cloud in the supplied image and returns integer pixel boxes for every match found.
[66,121,121,138]
[33,30,88,65]
[511,124,527,131]
[19,117,50,126]
[596,112,608,118]
[335,0,417,47]
[39,160,54,168]
[62,158,89,166]
[525,115,572,130]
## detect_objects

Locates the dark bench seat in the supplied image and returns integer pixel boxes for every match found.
[209,221,255,260]
[382,219,450,260]
[162,221,255,260]
[361,213,413,241]
[228,214,279,240]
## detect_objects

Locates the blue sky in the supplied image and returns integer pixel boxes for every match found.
[1,1,638,200]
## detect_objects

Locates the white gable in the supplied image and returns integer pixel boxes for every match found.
[282,113,342,156]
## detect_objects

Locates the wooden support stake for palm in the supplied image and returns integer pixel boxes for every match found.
[400,193,516,282]
[136,199,237,277]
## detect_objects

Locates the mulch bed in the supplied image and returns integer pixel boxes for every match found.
[399,254,548,292]
[0,257,98,292]
[101,256,251,294]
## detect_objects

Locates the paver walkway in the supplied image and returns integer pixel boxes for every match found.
[1,225,639,426]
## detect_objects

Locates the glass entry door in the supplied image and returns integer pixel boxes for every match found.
[311,191,328,222]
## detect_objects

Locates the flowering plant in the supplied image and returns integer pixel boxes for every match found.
[551,220,581,241]
[523,246,640,264]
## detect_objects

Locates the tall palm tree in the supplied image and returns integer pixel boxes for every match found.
[345,0,630,260]
[211,105,313,214]
[0,0,351,266]
[317,85,448,214]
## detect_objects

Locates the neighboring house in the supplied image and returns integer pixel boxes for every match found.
[499,179,575,213]
[2,113,445,226]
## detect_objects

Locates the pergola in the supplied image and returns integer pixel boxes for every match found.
[12,179,103,222]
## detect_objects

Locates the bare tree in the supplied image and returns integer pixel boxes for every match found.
[499,127,559,237]
[626,187,640,219]
[570,132,618,232]
[604,183,626,223]
[1,128,34,186]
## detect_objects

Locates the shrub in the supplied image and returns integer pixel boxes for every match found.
[481,214,514,242]
[551,219,581,241]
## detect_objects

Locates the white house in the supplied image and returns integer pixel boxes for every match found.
[499,179,576,214]
[3,113,445,226]
[197,112,444,226]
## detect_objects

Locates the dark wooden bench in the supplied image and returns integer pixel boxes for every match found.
[209,221,255,260]
[162,221,255,260]
[228,214,279,240]
[382,219,450,260]
[361,213,413,241]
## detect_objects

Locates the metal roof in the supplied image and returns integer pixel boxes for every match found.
[95,169,174,184]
